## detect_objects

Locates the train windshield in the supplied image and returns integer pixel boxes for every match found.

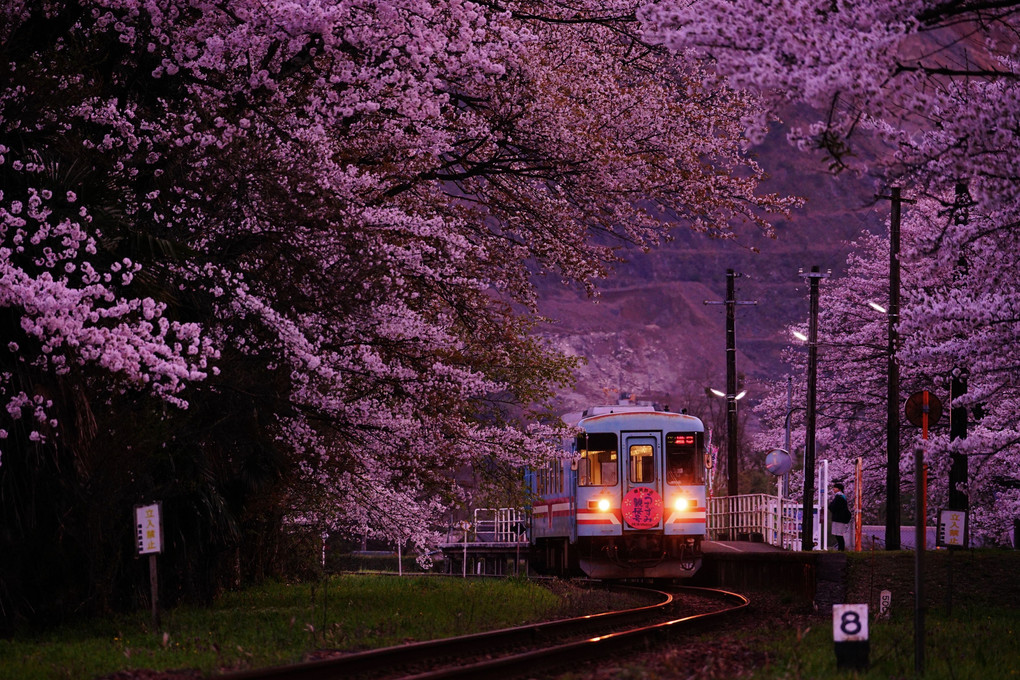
[665,432,703,485]
[576,433,618,486]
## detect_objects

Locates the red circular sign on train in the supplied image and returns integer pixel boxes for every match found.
[622,487,663,529]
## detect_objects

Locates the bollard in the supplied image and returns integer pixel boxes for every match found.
[833,604,870,671]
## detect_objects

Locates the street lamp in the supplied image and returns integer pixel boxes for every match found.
[867,298,901,550]
[710,388,747,400]
[800,266,829,551]
[708,387,747,496]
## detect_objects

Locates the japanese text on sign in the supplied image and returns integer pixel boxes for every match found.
[622,487,662,529]
[135,503,163,555]
[937,509,968,548]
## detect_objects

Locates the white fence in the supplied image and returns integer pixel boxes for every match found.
[466,499,817,550]
[708,493,817,550]
[471,507,528,543]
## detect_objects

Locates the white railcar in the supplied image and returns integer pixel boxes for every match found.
[529,404,707,578]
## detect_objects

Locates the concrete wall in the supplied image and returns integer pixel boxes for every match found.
[697,551,847,610]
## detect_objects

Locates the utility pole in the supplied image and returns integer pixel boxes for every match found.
[949,371,968,510]
[875,186,915,549]
[801,266,829,551]
[949,182,972,513]
[704,269,756,497]
[887,187,902,550]
[783,376,794,498]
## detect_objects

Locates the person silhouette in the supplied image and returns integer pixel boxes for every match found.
[829,482,852,551]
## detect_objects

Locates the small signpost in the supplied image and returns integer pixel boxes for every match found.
[937,509,969,548]
[458,521,471,578]
[905,390,942,677]
[135,502,163,627]
[937,508,969,615]
[833,604,870,670]
[879,590,892,619]
[904,390,943,435]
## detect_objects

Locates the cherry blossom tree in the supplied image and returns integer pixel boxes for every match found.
[1,0,795,620]
[643,0,1020,542]
[752,218,929,528]
[639,1,1020,188]
[901,195,1020,544]
[754,195,1020,545]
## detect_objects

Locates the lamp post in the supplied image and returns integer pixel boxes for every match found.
[871,185,905,550]
[800,266,829,551]
[704,270,756,497]
[782,376,806,499]
[868,298,901,550]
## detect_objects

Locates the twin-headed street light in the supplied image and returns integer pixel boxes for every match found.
[708,387,747,497]
[709,388,747,400]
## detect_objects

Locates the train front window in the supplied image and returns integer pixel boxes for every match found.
[666,432,702,485]
[576,433,618,487]
[629,444,655,483]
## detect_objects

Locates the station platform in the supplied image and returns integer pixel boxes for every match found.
[703,539,788,554]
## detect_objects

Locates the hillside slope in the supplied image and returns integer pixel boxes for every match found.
[536,122,888,410]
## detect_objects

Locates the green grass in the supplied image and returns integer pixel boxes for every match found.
[749,549,1020,679]
[0,575,571,680]
[6,551,1016,680]
[554,550,1020,680]
[751,609,1020,679]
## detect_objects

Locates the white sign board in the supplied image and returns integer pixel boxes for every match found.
[937,509,968,547]
[135,503,163,555]
[833,604,869,642]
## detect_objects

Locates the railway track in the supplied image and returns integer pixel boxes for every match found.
[218,584,749,680]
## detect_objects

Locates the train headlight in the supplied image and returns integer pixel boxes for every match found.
[597,498,611,512]
[674,497,690,512]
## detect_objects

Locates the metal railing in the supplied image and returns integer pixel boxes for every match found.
[461,500,816,550]
[470,507,528,543]
[708,494,809,550]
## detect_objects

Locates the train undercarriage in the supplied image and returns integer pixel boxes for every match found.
[532,534,702,579]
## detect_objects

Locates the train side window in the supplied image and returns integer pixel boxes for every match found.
[629,444,655,483]
[576,433,618,486]
[666,432,702,485]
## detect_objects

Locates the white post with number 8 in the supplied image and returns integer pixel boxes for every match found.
[833,604,869,670]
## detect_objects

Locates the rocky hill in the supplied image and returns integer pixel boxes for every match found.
[536,122,888,413]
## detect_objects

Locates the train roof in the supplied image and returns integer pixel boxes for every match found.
[569,405,704,433]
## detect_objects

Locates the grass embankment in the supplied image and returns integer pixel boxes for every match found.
[759,549,1020,680]
[4,551,1017,680]
[553,550,1020,680]
[0,574,632,680]
[742,546,1020,680]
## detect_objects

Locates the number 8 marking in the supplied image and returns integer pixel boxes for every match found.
[841,611,862,636]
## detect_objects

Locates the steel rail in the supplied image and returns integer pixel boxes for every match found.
[402,586,749,680]
[217,585,744,680]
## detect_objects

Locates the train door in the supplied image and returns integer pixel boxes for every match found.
[622,432,663,531]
